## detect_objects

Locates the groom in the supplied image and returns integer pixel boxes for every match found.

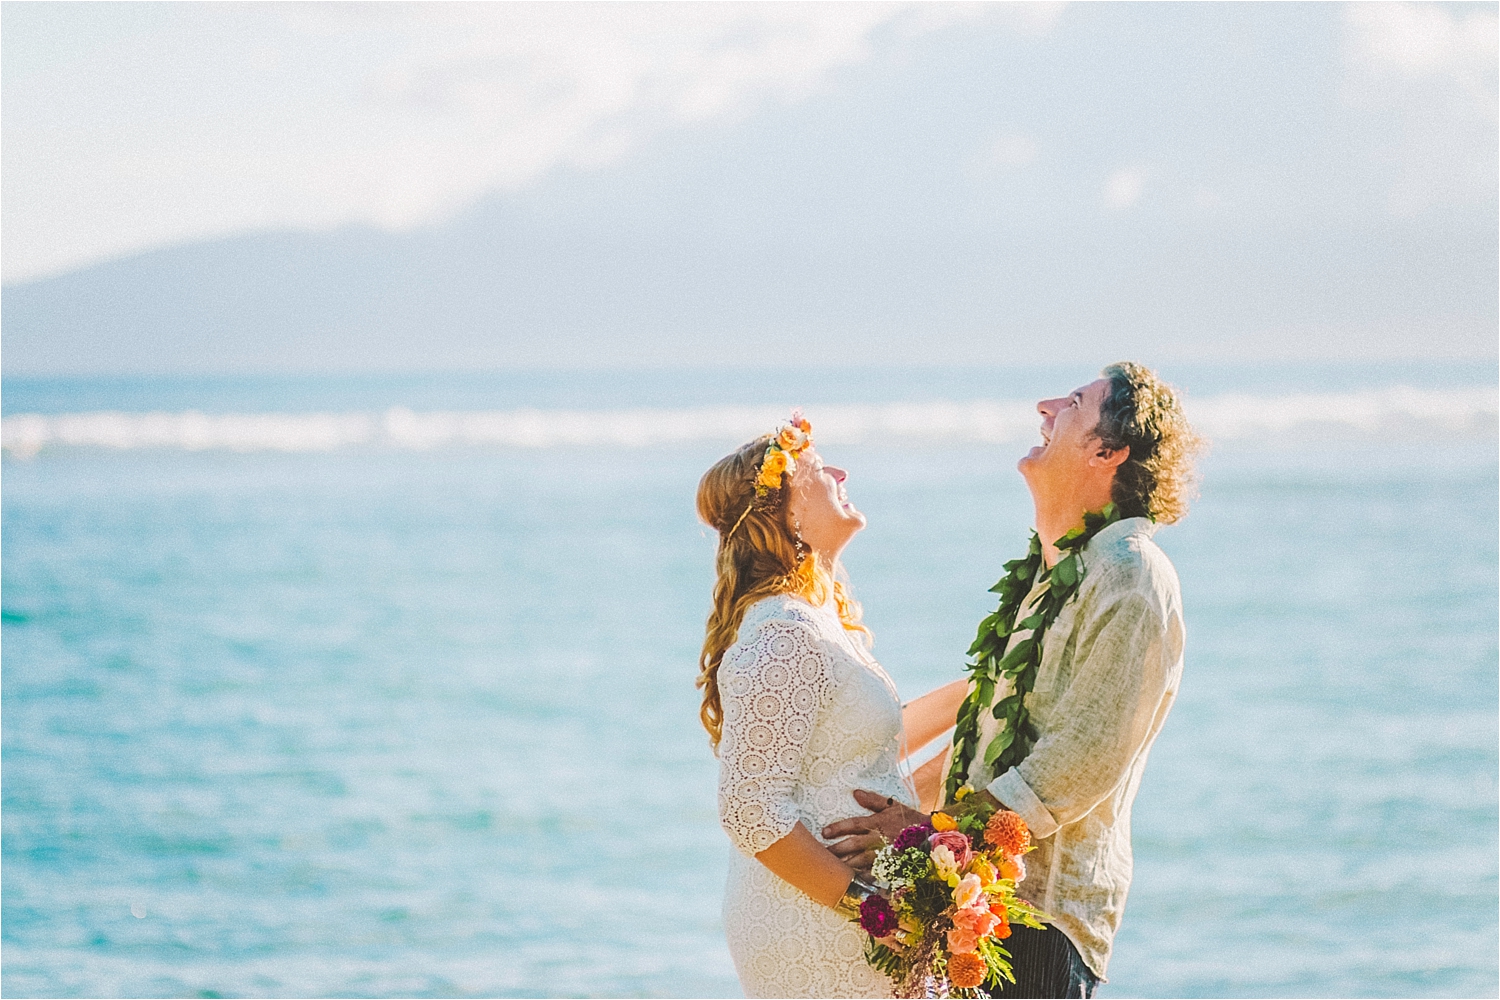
[825,362,1200,997]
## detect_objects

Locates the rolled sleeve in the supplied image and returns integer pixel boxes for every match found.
[997,588,1179,833]
[716,617,833,857]
[987,767,1060,840]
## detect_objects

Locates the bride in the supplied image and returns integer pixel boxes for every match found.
[695,413,967,998]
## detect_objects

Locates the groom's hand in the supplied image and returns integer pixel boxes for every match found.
[822,789,930,872]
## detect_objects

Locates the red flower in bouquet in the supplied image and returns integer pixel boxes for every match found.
[891,823,933,853]
[857,797,1048,997]
[858,893,899,938]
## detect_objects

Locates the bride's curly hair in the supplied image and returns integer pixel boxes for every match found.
[695,435,867,750]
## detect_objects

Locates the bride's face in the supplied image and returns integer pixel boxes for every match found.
[786,446,866,562]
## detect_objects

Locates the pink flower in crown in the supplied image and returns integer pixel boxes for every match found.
[927,830,973,872]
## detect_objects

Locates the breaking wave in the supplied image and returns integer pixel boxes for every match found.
[3,387,1494,459]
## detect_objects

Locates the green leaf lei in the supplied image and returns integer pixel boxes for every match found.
[943,503,1123,804]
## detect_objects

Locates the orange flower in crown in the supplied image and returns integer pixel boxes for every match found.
[753,409,815,498]
[758,449,789,489]
[776,414,812,453]
[725,410,817,539]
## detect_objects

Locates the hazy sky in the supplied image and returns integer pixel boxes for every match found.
[3,2,1047,282]
[2,2,1496,373]
[5,0,1495,283]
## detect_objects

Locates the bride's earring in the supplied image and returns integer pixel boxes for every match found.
[790,517,807,560]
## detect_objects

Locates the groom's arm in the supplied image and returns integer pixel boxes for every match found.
[901,679,968,758]
[911,750,948,812]
[985,586,1182,839]
[821,789,931,871]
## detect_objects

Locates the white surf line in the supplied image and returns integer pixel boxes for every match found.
[2,388,1495,458]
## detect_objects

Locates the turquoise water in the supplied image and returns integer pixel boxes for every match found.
[3,370,1497,998]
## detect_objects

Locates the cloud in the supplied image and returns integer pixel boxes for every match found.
[1344,0,1496,103]
[1102,167,1148,210]
[1340,1,1498,215]
[1,2,1027,283]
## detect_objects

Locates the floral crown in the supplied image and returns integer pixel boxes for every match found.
[725,409,814,539]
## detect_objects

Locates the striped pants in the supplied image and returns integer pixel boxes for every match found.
[987,923,1100,999]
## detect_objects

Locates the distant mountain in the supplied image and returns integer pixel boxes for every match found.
[5,184,1494,376]
[5,26,1496,377]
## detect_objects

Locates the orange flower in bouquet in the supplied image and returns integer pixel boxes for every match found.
[856,796,1046,997]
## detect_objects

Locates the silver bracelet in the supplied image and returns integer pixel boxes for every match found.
[834,873,883,919]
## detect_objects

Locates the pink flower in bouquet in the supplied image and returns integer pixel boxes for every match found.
[927,830,973,871]
[999,856,1027,883]
[952,903,1000,940]
[954,873,984,910]
[947,926,980,954]
[858,894,899,938]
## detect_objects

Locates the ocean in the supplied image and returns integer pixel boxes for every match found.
[3,362,1496,998]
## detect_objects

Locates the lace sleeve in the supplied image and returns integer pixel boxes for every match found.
[717,615,834,857]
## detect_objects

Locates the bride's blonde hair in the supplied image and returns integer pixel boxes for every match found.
[695,435,867,750]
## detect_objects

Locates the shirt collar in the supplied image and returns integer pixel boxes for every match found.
[1089,515,1158,550]
[1024,517,1155,597]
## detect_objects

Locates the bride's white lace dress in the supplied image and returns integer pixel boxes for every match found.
[717,593,915,998]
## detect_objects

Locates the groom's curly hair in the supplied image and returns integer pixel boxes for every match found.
[1094,362,1204,524]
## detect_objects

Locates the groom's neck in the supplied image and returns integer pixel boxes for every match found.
[1030,480,1115,568]
[1033,502,1083,569]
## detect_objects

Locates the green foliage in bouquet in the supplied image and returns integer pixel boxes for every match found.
[854,796,1050,997]
[906,878,953,924]
[864,939,905,979]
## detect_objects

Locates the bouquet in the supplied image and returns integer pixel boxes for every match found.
[856,791,1047,998]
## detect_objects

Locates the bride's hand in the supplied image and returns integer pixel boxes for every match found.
[874,915,921,954]
[822,789,930,871]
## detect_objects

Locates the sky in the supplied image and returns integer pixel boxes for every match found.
[1,1,1497,374]
[3,2,1065,283]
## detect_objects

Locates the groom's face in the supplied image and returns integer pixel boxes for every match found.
[1018,378,1111,494]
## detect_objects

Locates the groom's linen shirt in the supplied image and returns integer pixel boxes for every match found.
[965,516,1184,980]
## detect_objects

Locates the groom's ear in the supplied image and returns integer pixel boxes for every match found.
[1090,444,1129,471]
